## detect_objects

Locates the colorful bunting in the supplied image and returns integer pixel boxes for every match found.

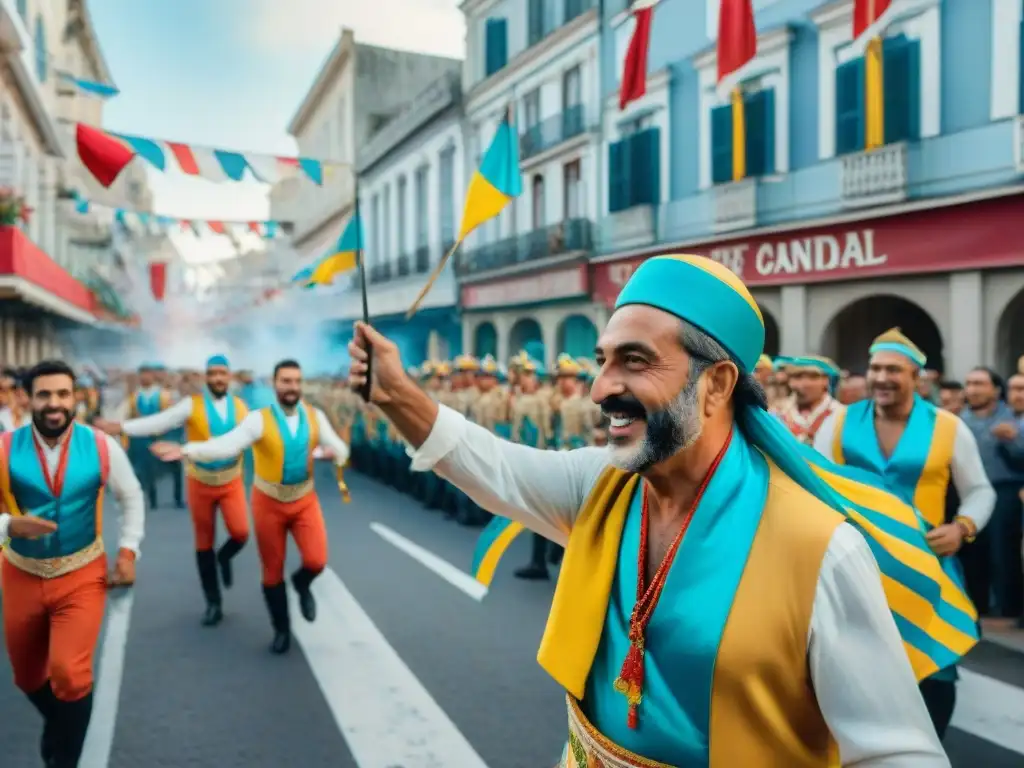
[75,123,341,189]
[67,190,284,239]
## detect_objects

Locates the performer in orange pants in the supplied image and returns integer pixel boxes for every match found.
[0,360,144,767]
[154,359,349,654]
[99,354,249,626]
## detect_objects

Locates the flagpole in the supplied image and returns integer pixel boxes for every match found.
[353,174,372,403]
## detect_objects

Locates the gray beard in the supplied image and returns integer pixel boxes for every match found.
[606,379,703,474]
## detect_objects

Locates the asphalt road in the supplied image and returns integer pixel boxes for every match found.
[1,467,1023,767]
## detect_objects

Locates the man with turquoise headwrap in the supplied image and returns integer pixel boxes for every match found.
[118,363,173,509]
[773,355,844,447]
[813,327,995,741]
[348,254,960,766]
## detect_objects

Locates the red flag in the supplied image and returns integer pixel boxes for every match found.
[248,221,261,234]
[76,123,135,188]
[717,0,757,85]
[207,221,226,235]
[149,262,167,301]
[619,0,659,110]
[853,0,893,39]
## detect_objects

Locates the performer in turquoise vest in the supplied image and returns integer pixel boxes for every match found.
[813,327,995,740]
[0,360,144,767]
[123,363,172,509]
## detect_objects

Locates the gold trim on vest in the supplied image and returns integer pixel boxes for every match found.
[563,695,673,768]
[4,537,105,579]
[254,475,314,503]
[186,460,241,486]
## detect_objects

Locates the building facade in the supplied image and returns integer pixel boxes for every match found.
[458,0,606,367]
[0,0,151,366]
[595,0,1024,379]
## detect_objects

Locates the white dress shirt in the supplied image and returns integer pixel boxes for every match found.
[181,405,349,467]
[409,405,948,766]
[814,410,995,532]
[0,426,146,555]
[122,395,229,438]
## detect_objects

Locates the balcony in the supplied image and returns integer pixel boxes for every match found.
[415,245,431,274]
[369,261,393,285]
[597,205,657,254]
[456,218,594,277]
[839,143,908,209]
[713,179,758,233]
[520,105,587,162]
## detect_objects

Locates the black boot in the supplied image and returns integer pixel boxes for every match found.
[26,681,57,763]
[216,538,245,589]
[50,692,93,767]
[514,533,550,581]
[262,583,290,654]
[290,567,319,622]
[195,550,222,627]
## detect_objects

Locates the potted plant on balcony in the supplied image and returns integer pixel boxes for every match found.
[0,187,32,225]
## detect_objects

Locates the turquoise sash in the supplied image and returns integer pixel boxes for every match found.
[494,422,512,440]
[839,395,936,507]
[582,431,768,764]
[135,390,162,416]
[271,403,311,485]
[195,392,239,472]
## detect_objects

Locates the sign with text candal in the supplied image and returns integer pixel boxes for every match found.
[461,265,589,309]
[591,195,1024,307]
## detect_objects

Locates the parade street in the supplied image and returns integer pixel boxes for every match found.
[2,468,1023,768]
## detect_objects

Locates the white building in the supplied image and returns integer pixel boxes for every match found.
[0,0,152,364]
[270,27,463,263]
[346,69,465,365]
[458,0,605,367]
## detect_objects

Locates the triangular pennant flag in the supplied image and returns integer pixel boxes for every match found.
[76,123,134,188]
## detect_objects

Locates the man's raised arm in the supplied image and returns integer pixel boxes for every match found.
[347,323,607,543]
[176,411,264,463]
[110,397,193,438]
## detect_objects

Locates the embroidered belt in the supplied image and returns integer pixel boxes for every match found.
[186,460,241,486]
[4,537,105,579]
[254,475,314,503]
[562,696,674,768]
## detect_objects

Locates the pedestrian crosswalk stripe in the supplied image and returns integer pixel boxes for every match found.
[952,668,1024,754]
[290,567,490,767]
[370,522,488,601]
[81,591,135,768]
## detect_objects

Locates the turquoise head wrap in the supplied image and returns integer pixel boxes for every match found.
[869,328,927,368]
[206,354,230,370]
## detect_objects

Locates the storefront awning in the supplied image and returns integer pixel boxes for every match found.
[0,226,97,324]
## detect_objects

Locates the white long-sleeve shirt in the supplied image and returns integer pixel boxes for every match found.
[0,427,145,555]
[181,405,349,467]
[0,407,31,433]
[409,405,948,766]
[813,410,995,532]
[122,395,230,438]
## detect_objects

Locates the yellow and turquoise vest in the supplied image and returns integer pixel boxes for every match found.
[832,395,957,528]
[540,434,843,766]
[0,424,110,559]
[252,403,320,486]
[185,392,248,475]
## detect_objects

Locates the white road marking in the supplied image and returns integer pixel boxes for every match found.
[370,521,488,601]
[952,668,1024,754]
[80,590,135,768]
[289,567,490,768]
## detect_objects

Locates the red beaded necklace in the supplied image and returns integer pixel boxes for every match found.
[613,428,734,729]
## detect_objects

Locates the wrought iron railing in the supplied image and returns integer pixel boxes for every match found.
[520,105,586,160]
[456,218,594,277]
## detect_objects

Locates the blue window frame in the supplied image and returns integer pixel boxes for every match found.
[484,18,508,77]
[34,16,46,83]
[711,88,776,184]
[835,34,920,155]
[608,127,660,213]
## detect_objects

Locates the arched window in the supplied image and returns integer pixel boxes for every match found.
[34,16,47,84]
[16,0,26,21]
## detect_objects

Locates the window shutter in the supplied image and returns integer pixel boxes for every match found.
[1020,18,1024,114]
[835,58,865,155]
[711,104,734,184]
[608,140,628,213]
[883,35,921,143]
[494,19,508,71]
[744,88,775,177]
[629,127,659,206]
[485,19,508,76]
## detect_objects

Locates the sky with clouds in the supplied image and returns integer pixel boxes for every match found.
[88,0,464,263]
